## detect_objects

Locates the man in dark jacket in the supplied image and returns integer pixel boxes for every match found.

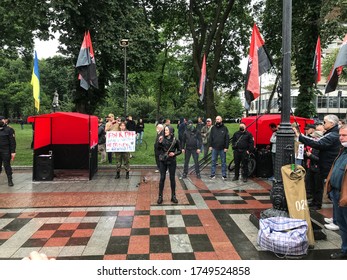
[209,116,229,179]
[181,120,202,179]
[231,122,254,182]
[0,116,16,186]
[295,114,340,184]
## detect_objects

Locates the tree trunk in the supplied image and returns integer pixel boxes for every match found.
[205,79,217,120]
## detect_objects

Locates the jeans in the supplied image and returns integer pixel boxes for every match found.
[330,189,347,253]
[183,149,200,175]
[158,159,177,195]
[233,150,249,179]
[211,149,227,177]
[136,132,143,144]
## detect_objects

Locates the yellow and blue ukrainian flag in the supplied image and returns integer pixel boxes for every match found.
[31,51,40,112]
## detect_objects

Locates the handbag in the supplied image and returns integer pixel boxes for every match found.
[159,138,176,161]
[257,216,308,257]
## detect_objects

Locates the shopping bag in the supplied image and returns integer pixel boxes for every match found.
[257,216,309,256]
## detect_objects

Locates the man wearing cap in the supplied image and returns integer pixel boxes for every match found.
[181,120,202,179]
[0,116,16,186]
[304,124,316,136]
[200,118,213,159]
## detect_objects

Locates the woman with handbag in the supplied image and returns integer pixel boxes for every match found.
[157,126,182,204]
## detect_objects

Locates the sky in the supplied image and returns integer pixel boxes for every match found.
[33,34,60,59]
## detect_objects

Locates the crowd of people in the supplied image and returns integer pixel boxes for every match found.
[1,111,346,259]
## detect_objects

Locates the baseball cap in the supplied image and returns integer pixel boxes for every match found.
[304,124,316,130]
[206,118,212,122]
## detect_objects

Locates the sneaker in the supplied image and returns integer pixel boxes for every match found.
[330,252,347,259]
[222,176,227,180]
[324,223,340,231]
[209,175,215,179]
[155,169,159,173]
[324,217,334,224]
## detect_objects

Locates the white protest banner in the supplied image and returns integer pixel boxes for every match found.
[106,131,136,152]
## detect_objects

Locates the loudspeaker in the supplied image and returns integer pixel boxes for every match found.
[34,155,54,181]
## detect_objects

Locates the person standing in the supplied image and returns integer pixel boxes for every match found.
[0,116,16,186]
[105,113,119,164]
[154,124,164,173]
[126,115,136,132]
[181,120,202,179]
[201,118,213,159]
[325,124,347,259]
[305,130,324,210]
[136,118,145,145]
[209,116,229,180]
[114,122,130,179]
[268,123,278,180]
[294,114,340,225]
[157,126,182,204]
[98,118,106,164]
[231,122,254,182]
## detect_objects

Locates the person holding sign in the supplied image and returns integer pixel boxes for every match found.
[157,126,182,204]
[115,122,131,179]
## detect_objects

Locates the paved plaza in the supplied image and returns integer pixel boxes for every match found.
[0,166,341,260]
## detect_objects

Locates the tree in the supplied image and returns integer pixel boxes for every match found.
[145,0,253,120]
[50,0,161,114]
[0,0,50,60]
[261,0,347,118]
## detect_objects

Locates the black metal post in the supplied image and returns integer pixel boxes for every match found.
[261,0,295,218]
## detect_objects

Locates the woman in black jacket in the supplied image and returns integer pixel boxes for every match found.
[157,126,182,204]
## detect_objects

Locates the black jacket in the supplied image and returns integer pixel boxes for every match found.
[209,123,229,150]
[126,120,136,131]
[0,125,16,153]
[299,125,340,179]
[98,124,106,144]
[232,130,254,152]
[182,127,202,150]
[157,136,182,162]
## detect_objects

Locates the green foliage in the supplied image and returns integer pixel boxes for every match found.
[262,0,347,118]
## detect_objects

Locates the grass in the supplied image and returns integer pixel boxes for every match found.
[11,123,239,166]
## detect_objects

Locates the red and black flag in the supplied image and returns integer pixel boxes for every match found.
[244,24,273,110]
[198,54,207,102]
[313,36,321,85]
[76,30,98,90]
[325,34,347,93]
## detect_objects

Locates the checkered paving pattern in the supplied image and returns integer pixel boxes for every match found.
[0,168,341,260]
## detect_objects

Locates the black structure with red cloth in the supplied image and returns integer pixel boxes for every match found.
[28,112,98,180]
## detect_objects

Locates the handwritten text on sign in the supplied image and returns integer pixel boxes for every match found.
[106,131,136,152]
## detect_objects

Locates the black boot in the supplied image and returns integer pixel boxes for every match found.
[171,193,178,204]
[125,171,129,179]
[157,194,163,204]
[115,171,120,179]
[8,175,14,187]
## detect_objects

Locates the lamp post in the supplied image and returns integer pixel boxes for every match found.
[261,0,295,218]
[120,39,129,118]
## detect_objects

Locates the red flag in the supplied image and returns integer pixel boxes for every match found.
[325,34,347,93]
[313,36,321,84]
[199,54,206,102]
[244,24,273,110]
[76,30,98,90]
